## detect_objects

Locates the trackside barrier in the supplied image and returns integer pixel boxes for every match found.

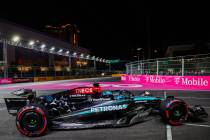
[112,74,123,77]
[121,74,210,90]
[0,78,13,84]
[34,76,66,82]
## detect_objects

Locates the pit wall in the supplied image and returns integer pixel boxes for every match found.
[121,74,210,90]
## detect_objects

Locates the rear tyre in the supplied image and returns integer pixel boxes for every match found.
[160,98,188,126]
[16,104,49,137]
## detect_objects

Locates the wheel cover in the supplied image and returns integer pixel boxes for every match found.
[170,106,184,121]
[22,112,43,131]
[165,101,188,125]
[16,107,47,136]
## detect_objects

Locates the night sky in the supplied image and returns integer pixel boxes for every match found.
[0,1,210,61]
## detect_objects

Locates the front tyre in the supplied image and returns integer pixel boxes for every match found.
[160,98,188,126]
[16,104,49,137]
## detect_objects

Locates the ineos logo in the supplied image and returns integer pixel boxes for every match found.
[75,88,93,94]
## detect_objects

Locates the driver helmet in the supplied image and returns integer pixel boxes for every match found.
[93,82,100,87]
[144,91,152,96]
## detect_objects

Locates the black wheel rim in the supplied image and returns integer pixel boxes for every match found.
[170,105,184,121]
[21,111,44,131]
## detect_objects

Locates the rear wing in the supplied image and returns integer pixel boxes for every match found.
[4,89,36,116]
[4,98,27,116]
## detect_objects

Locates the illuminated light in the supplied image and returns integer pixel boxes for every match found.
[86,55,90,59]
[12,35,20,42]
[76,61,87,66]
[66,51,69,54]
[40,67,48,71]
[17,66,32,72]
[96,57,99,61]
[92,56,95,60]
[76,61,82,65]
[58,49,63,53]
[82,61,88,65]
[29,40,34,45]
[50,47,55,51]
[41,44,46,49]
[137,48,142,51]
[54,66,62,71]
[100,58,103,62]
[66,67,70,71]
[73,52,77,56]
[73,33,76,45]
[154,49,158,53]
[80,53,84,58]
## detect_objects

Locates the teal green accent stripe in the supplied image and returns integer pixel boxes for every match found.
[72,100,130,116]
[77,110,91,115]
[133,97,160,101]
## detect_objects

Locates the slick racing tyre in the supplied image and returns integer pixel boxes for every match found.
[160,97,188,126]
[16,104,49,137]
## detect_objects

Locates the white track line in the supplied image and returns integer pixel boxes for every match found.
[164,91,173,140]
[189,105,210,109]
[0,107,6,111]
[166,125,173,140]
[184,123,210,128]
[0,77,112,89]
[177,96,210,100]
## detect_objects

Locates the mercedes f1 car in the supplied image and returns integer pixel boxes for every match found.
[4,83,208,137]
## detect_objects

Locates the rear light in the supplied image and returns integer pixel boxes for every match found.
[93,87,102,93]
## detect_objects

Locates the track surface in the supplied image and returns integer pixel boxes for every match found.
[0,77,210,140]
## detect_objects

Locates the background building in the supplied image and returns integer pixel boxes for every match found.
[0,19,109,79]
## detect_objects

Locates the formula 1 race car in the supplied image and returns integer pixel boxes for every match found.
[4,83,208,137]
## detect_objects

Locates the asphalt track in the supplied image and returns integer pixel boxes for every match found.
[0,77,210,140]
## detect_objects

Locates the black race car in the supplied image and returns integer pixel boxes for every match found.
[4,83,208,137]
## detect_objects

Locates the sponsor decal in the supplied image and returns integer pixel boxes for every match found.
[128,76,140,82]
[92,98,111,101]
[121,76,127,81]
[0,78,13,84]
[13,78,32,83]
[91,104,128,112]
[175,77,208,86]
[69,94,86,97]
[145,76,165,84]
[74,87,94,94]
[135,100,147,103]
[122,74,210,90]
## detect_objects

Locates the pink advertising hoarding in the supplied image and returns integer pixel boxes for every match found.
[0,78,13,84]
[121,74,210,90]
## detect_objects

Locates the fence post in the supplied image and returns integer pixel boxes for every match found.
[126,64,128,74]
[3,39,8,78]
[138,62,140,74]
[140,63,143,75]
[69,55,71,75]
[157,60,159,75]
[131,64,133,75]
[20,66,23,78]
[94,58,96,70]
[182,57,184,76]
[33,67,36,77]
